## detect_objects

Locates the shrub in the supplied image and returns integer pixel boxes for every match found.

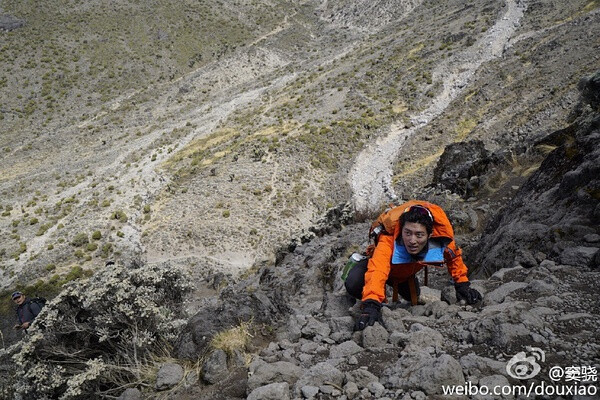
[91,231,102,240]
[111,210,127,223]
[86,243,98,252]
[71,233,89,247]
[10,261,192,399]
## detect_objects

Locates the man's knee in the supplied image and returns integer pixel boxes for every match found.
[344,258,368,299]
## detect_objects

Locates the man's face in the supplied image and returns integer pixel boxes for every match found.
[13,295,25,305]
[401,222,430,255]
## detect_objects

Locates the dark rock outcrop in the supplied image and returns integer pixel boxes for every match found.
[431,140,502,198]
[0,14,25,31]
[470,70,600,278]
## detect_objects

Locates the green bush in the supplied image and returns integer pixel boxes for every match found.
[91,231,102,240]
[111,210,127,222]
[71,233,89,247]
[86,243,98,252]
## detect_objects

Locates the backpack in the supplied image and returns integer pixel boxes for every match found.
[28,296,47,316]
[30,296,47,308]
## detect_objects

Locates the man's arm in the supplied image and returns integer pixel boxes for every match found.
[444,240,469,283]
[444,241,482,304]
[362,233,394,303]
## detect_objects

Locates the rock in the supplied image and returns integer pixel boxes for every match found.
[459,353,507,377]
[515,249,538,268]
[441,285,457,304]
[247,360,303,391]
[247,382,290,400]
[324,293,355,317]
[382,352,464,395]
[329,316,354,334]
[557,312,593,321]
[117,388,142,400]
[319,384,341,395]
[535,295,564,307]
[584,234,600,243]
[362,323,389,348]
[201,349,228,385]
[345,368,379,388]
[329,340,364,359]
[483,281,527,305]
[424,300,449,318]
[294,362,344,395]
[491,266,524,281]
[458,311,478,320]
[432,140,497,197]
[419,286,441,303]
[344,381,360,399]
[0,14,25,31]
[301,385,319,399]
[381,307,407,333]
[525,279,556,294]
[155,363,184,391]
[368,381,386,397]
[404,323,444,351]
[560,246,599,266]
[539,259,559,271]
[302,316,331,338]
[478,375,512,399]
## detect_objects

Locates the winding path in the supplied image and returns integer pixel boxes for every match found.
[350,0,526,212]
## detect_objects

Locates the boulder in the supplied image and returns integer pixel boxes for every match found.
[117,388,142,400]
[247,382,290,400]
[0,14,25,31]
[345,368,379,388]
[560,246,599,266]
[362,323,389,348]
[155,363,184,391]
[382,352,464,395]
[294,362,344,395]
[201,349,228,384]
[432,140,499,198]
[329,340,364,359]
[483,282,527,305]
[247,360,303,392]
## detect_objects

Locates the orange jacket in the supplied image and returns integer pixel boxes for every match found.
[362,200,469,303]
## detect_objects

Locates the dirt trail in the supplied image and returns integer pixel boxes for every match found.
[350,0,526,212]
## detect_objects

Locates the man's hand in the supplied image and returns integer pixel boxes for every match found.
[13,324,23,330]
[354,300,384,331]
[455,282,482,304]
[21,321,30,329]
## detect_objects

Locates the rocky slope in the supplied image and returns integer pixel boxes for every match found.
[156,75,597,399]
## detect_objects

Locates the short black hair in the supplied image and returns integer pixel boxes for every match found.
[399,207,434,235]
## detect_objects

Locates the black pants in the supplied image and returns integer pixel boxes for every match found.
[344,258,420,302]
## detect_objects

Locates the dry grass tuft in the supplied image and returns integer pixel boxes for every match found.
[210,321,252,357]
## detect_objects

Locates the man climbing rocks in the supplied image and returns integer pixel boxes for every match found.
[13,291,43,332]
[345,200,482,331]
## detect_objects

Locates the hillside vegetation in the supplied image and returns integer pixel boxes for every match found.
[1,0,598,347]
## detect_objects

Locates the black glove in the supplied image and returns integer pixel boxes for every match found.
[354,300,384,331]
[455,282,482,304]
